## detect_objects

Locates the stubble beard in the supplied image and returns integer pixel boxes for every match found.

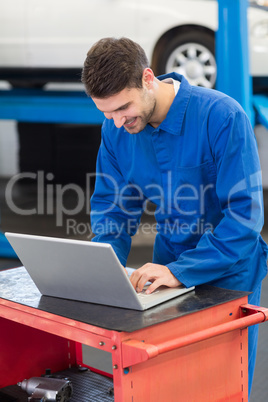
[124,95,157,134]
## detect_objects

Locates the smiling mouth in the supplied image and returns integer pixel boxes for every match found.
[124,117,137,128]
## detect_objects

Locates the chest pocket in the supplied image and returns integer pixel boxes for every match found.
[170,160,219,218]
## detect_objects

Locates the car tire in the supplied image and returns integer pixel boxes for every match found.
[154,29,217,88]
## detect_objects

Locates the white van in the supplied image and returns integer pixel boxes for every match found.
[0,0,267,89]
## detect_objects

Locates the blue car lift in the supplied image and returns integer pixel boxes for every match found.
[0,89,104,125]
[0,0,268,257]
[216,0,268,129]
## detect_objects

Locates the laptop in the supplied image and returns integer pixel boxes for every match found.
[5,232,194,311]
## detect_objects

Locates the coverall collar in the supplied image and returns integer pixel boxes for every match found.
[155,73,192,136]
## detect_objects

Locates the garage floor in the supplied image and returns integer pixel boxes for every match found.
[0,178,267,401]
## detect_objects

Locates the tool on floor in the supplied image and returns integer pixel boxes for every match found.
[17,375,73,401]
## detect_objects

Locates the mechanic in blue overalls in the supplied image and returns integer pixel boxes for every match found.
[82,37,268,396]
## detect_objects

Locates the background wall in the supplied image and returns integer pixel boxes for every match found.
[0,121,18,177]
[255,124,268,188]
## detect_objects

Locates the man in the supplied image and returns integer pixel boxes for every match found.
[82,37,267,395]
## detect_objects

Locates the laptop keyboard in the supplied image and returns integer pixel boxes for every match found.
[136,288,159,297]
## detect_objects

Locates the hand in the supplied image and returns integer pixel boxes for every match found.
[129,263,181,294]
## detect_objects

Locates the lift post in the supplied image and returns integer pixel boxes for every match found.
[216,0,268,128]
[216,0,254,122]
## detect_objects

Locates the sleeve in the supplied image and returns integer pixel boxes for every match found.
[90,122,145,266]
[167,104,264,287]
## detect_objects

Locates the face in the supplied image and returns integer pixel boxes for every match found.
[92,86,156,134]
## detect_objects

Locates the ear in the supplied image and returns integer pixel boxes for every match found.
[142,68,154,89]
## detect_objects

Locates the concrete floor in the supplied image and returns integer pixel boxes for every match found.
[0,178,267,400]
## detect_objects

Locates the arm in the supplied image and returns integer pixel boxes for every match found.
[90,122,145,266]
[167,105,264,288]
[131,102,264,292]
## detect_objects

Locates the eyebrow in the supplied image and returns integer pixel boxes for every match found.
[100,101,132,114]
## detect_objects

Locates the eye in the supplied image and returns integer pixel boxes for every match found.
[118,105,128,111]
[117,102,131,112]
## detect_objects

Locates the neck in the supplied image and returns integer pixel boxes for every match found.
[149,78,176,128]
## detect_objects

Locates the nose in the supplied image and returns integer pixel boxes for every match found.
[113,115,126,128]
[104,112,126,128]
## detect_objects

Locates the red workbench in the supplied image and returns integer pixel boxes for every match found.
[0,266,267,401]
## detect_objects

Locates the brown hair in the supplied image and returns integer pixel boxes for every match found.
[81,37,149,98]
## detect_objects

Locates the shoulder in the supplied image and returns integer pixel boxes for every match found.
[190,86,250,135]
[101,118,141,156]
[101,118,124,146]
[102,118,119,136]
[191,86,244,116]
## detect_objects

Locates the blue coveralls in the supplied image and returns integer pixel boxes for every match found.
[90,73,268,395]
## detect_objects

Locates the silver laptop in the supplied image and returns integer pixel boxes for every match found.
[5,232,194,311]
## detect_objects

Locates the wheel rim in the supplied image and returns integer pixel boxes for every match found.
[165,42,217,88]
